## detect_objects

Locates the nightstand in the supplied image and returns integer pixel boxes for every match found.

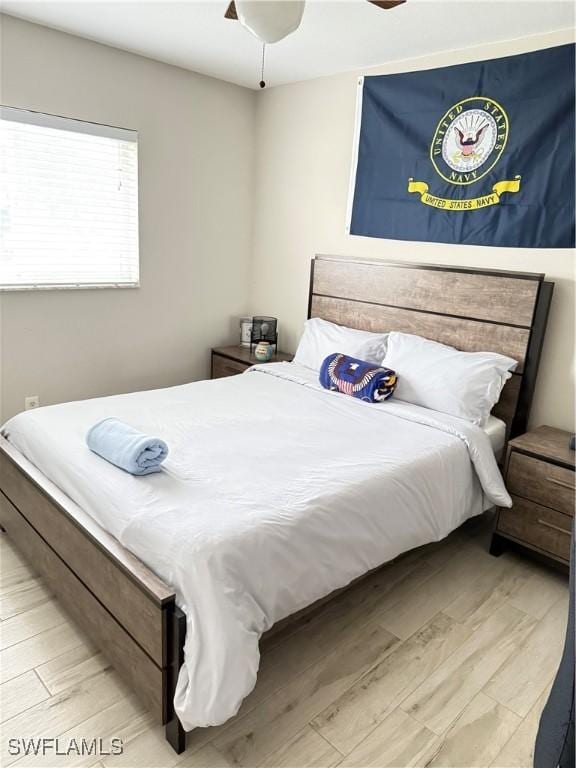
[491,426,575,567]
[211,345,293,379]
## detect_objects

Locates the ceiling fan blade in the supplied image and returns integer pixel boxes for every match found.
[224,1,238,20]
[367,0,407,9]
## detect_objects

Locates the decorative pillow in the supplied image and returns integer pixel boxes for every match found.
[319,353,397,403]
[381,332,517,425]
[294,318,388,371]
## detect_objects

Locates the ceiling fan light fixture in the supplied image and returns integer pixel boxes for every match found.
[368,0,407,8]
[234,1,305,44]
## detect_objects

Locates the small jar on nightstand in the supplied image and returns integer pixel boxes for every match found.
[211,345,293,380]
[491,426,575,568]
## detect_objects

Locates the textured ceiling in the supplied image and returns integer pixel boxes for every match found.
[2,0,574,89]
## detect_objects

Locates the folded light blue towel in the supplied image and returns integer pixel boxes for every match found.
[86,418,168,475]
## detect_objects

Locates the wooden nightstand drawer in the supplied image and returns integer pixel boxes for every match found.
[211,346,292,380]
[498,495,572,563]
[507,452,575,516]
[491,426,574,568]
[212,355,249,379]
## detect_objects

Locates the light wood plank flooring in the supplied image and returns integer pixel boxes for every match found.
[0,515,568,768]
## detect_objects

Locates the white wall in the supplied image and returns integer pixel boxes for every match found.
[250,29,575,432]
[0,15,256,421]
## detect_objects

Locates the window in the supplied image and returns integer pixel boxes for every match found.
[0,107,139,290]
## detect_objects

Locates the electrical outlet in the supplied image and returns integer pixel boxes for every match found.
[24,395,40,410]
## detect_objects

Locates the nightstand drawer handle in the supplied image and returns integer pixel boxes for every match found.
[546,477,574,491]
[537,519,571,536]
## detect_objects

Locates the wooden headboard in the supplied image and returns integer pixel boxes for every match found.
[308,255,554,439]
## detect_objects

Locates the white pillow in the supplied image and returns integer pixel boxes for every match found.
[294,318,388,371]
[381,332,517,426]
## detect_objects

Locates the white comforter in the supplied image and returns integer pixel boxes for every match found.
[2,363,511,730]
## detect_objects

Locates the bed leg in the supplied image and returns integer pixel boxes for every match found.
[165,716,186,754]
[489,532,507,557]
[165,606,187,754]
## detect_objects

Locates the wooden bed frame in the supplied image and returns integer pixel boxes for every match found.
[0,256,553,753]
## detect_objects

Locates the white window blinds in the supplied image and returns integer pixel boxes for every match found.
[0,107,139,290]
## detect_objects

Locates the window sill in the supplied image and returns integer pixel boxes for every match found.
[0,283,140,292]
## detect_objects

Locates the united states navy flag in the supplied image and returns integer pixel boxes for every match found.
[348,45,575,248]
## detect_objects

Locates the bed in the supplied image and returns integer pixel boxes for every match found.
[0,256,553,752]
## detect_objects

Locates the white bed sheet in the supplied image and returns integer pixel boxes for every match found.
[2,362,511,730]
[483,414,507,457]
